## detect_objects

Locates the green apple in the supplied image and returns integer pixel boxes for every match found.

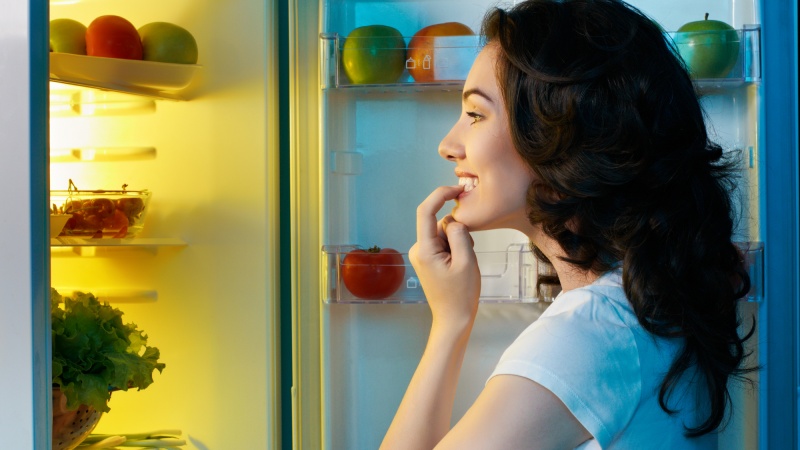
[50,18,87,55]
[674,13,739,79]
[341,25,406,84]
[137,22,198,64]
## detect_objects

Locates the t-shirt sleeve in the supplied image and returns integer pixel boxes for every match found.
[488,289,642,448]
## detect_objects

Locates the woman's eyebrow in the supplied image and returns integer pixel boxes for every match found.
[463,87,494,104]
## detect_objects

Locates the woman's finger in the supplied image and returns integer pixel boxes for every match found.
[443,217,476,266]
[416,185,464,243]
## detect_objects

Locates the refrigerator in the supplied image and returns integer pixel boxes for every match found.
[288,0,798,449]
[0,0,796,450]
[2,0,282,448]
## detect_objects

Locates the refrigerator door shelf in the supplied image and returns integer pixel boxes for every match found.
[670,25,762,92]
[320,32,480,90]
[321,243,557,304]
[321,27,761,92]
[322,241,764,304]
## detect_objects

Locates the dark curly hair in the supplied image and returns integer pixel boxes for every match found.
[482,0,756,437]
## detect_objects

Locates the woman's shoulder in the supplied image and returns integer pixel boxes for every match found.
[498,270,641,380]
[492,270,646,447]
[542,269,636,328]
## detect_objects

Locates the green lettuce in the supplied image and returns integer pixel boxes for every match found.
[51,288,166,412]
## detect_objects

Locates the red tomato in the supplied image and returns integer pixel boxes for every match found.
[341,246,406,300]
[86,15,143,60]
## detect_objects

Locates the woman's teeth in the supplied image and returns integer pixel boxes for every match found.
[458,177,478,193]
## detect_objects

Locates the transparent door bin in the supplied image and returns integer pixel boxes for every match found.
[320,27,760,91]
[668,25,761,90]
[322,244,556,304]
[320,33,480,90]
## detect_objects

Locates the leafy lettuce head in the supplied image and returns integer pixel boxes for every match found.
[51,288,165,412]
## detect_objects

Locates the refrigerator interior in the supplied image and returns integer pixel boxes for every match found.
[308,0,763,448]
[48,0,280,448]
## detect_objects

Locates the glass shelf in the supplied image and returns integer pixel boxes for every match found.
[50,85,157,117]
[50,146,157,163]
[51,237,187,256]
[320,26,761,92]
[50,288,158,303]
[322,244,558,304]
[322,241,764,305]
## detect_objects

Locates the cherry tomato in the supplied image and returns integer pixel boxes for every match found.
[116,197,145,223]
[86,15,143,60]
[341,246,406,300]
[62,213,84,234]
[83,214,103,231]
[102,208,129,231]
[92,198,115,219]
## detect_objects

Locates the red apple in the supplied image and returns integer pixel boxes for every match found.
[86,15,143,60]
[407,22,475,83]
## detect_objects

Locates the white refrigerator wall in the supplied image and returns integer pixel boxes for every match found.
[307,0,762,449]
[48,0,280,448]
[0,0,49,447]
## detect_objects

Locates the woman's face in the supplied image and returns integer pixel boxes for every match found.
[439,44,537,234]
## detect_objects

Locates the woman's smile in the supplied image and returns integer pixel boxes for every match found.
[457,174,479,199]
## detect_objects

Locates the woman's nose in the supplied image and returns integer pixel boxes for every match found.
[438,121,465,161]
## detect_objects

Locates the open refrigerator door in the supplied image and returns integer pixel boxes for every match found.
[288,0,796,449]
[43,0,281,448]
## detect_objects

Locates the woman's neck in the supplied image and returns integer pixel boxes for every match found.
[529,229,599,292]
[549,258,599,292]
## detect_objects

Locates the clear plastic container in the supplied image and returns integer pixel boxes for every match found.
[50,188,152,238]
[322,243,559,304]
[669,25,761,90]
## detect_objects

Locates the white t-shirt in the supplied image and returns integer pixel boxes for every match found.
[489,269,716,449]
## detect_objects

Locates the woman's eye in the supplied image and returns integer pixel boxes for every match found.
[466,111,483,125]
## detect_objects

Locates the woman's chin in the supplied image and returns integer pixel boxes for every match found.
[451,210,488,232]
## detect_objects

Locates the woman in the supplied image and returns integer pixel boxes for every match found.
[380,0,755,449]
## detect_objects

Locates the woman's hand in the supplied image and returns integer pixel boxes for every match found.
[409,185,481,332]
[381,185,482,450]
